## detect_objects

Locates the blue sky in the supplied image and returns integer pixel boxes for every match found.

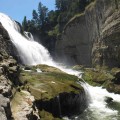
[0,0,55,23]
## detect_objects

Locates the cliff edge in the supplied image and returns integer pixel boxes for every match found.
[56,0,120,67]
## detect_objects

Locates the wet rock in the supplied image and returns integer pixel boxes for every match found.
[36,91,87,118]
[24,66,31,71]
[19,65,88,119]
[112,72,120,84]
[105,97,113,104]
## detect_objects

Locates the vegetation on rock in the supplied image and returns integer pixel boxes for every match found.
[22,0,94,54]
[83,66,120,94]
[19,64,83,100]
[17,64,87,119]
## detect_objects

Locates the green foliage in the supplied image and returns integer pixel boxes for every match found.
[21,0,93,52]
[38,2,48,28]
[48,25,60,37]
[32,10,38,21]
[22,16,28,31]
[19,65,82,100]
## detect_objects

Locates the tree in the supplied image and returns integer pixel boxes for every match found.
[78,0,89,12]
[55,0,69,11]
[22,16,28,31]
[55,0,61,10]
[38,2,48,27]
[32,10,38,21]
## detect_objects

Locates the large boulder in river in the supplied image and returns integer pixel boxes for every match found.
[17,64,88,119]
[83,67,120,94]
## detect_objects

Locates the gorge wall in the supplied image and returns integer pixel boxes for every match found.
[55,0,120,67]
[0,23,19,120]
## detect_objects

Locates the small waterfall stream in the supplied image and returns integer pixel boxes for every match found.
[0,13,120,120]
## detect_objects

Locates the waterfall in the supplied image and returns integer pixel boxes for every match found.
[0,12,120,120]
[0,13,54,66]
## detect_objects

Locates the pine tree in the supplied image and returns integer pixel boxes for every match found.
[22,16,28,31]
[38,2,48,28]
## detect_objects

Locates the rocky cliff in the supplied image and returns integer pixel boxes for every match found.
[0,23,18,60]
[0,23,19,120]
[56,0,120,67]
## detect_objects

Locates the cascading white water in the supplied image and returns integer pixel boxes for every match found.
[24,31,34,41]
[0,12,120,120]
[0,13,54,66]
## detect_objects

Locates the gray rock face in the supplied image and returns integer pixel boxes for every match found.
[56,0,120,67]
[0,23,19,63]
[0,22,21,120]
[0,93,12,120]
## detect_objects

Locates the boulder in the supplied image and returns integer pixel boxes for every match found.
[112,72,120,84]
[0,75,12,97]
[105,96,113,104]
[0,94,12,120]
[11,90,39,120]
[18,64,88,119]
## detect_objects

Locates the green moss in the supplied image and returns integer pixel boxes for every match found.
[111,67,120,75]
[83,68,114,86]
[19,65,83,100]
[48,25,60,37]
[64,13,84,32]
[72,65,84,71]
[39,110,62,120]
[107,101,120,112]
[85,0,96,11]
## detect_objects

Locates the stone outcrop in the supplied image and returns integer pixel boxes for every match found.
[0,55,20,120]
[11,90,39,120]
[0,22,40,120]
[18,65,88,119]
[83,67,120,94]
[56,0,120,67]
[0,22,16,120]
[0,23,18,60]
[0,94,11,120]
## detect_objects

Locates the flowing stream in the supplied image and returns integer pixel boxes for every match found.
[0,13,120,120]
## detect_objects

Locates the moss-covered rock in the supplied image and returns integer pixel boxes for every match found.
[83,68,114,86]
[20,65,83,100]
[83,67,120,94]
[72,65,84,71]
[18,64,87,119]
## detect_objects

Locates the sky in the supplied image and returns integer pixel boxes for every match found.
[0,0,55,23]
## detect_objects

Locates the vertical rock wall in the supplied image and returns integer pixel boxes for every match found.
[56,0,120,67]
